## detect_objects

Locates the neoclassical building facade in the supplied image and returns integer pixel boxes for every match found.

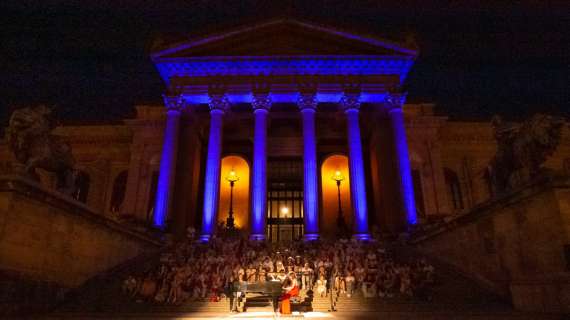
[1,19,569,241]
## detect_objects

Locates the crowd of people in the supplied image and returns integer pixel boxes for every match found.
[122,229,436,307]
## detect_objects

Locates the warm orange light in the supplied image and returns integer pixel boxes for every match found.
[225,168,239,183]
[332,170,345,182]
[219,156,249,230]
[281,207,289,216]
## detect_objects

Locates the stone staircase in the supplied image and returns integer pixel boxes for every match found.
[310,291,332,312]
[326,260,510,314]
[39,244,566,319]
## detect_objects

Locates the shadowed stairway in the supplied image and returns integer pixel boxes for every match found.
[41,245,565,320]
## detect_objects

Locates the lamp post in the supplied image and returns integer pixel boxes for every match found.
[225,168,239,230]
[331,170,347,232]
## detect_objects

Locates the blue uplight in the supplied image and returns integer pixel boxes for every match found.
[300,108,319,240]
[390,108,418,226]
[345,108,370,237]
[250,108,269,240]
[200,109,224,239]
[153,109,181,229]
[154,56,414,87]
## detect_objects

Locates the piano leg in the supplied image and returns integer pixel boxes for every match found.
[272,296,279,312]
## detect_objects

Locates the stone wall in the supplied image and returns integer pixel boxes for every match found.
[0,175,162,314]
[410,176,570,314]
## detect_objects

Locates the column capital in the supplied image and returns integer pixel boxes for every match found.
[339,92,361,112]
[208,93,230,113]
[252,93,272,111]
[386,92,408,111]
[162,95,185,113]
[297,92,318,111]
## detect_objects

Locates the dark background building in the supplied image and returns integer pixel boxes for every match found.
[1,1,568,129]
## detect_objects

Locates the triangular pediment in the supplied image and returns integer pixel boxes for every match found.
[152,19,417,59]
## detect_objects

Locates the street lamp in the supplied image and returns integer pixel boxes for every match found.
[225,168,239,230]
[331,170,347,232]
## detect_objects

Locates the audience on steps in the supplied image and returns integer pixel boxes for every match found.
[123,228,436,306]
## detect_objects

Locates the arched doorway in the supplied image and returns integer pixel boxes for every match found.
[146,154,161,225]
[109,170,128,215]
[218,155,250,230]
[321,155,352,235]
[73,170,91,204]
[444,168,464,212]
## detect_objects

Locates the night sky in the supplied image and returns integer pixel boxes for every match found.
[1,1,568,128]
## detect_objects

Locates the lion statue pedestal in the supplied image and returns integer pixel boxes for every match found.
[6,105,77,195]
[489,113,565,193]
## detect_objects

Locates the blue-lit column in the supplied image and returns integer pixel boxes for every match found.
[388,93,418,227]
[153,95,183,229]
[340,93,370,240]
[298,93,319,241]
[200,94,230,241]
[249,93,271,241]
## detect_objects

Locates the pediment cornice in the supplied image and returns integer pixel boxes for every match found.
[151,19,418,59]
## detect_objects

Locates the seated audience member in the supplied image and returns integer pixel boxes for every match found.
[123,234,437,305]
[362,273,377,298]
[316,275,327,298]
[122,276,138,297]
[345,271,355,297]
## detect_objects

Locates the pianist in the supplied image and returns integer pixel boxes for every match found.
[279,272,299,314]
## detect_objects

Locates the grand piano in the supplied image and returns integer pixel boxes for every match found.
[241,280,283,312]
[240,280,313,312]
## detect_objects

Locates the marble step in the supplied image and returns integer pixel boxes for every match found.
[43,311,563,320]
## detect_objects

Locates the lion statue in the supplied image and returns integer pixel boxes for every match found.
[6,105,76,195]
[489,113,565,193]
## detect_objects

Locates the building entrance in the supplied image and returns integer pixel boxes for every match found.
[267,159,304,242]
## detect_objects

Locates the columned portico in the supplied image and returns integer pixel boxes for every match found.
[250,94,271,241]
[388,93,418,227]
[340,93,370,240]
[200,94,229,241]
[298,93,319,241]
[150,19,419,240]
[153,95,183,229]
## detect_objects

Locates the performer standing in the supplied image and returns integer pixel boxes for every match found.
[224,275,239,312]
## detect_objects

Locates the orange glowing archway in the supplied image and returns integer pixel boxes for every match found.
[321,154,352,234]
[218,155,250,230]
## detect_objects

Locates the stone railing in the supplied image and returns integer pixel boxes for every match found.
[0,174,163,316]
[409,175,570,313]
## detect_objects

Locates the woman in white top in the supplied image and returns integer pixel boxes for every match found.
[301,263,313,290]
[344,271,355,298]
[316,275,327,297]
